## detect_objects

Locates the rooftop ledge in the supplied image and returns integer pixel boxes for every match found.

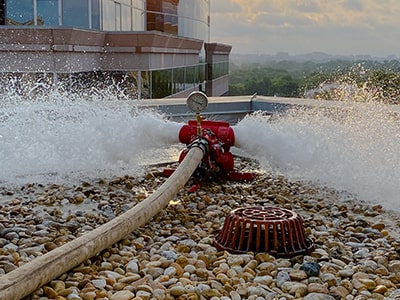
[141,95,400,120]
[0,27,204,53]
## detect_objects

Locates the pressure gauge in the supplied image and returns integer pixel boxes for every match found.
[186,91,208,113]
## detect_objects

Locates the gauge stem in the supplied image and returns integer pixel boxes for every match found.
[196,113,202,137]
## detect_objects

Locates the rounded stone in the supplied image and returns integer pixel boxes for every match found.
[92,278,107,289]
[164,266,177,277]
[300,262,321,277]
[110,290,135,300]
[183,264,196,273]
[168,285,185,296]
[290,269,308,281]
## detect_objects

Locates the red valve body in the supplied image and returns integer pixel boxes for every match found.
[164,119,255,185]
[179,120,235,152]
[178,119,235,174]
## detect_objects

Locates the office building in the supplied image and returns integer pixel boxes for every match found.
[0,0,231,98]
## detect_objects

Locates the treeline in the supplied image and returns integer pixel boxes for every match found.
[228,59,400,104]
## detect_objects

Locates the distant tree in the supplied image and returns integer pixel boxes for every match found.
[229,65,300,96]
[229,83,245,95]
[228,59,400,103]
[243,79,257,95]
[365,69,400,104]
[270,74,299,97]
[299,72,337,96]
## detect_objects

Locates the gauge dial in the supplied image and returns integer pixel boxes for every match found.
[186,91,208,113]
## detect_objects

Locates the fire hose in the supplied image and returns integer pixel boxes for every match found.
[0,145,206,300]
[0,91,256,299]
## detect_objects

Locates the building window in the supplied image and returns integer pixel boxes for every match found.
[115,2,121,30]
[3,0,209,41]
[146,1,162,32]
[146,0,178,34]
[101,0,114,30]
[100,0,144,31]
[172,67,185,94]
[37,0,59,26]
[5,0,99,29]
[63,0,89,29]
[120,0,131,30]
[6,0,34,25]
[131,0,144,30]
[152,69,172,99]
[150,64,206,98]
[146,0,210,39]
[91,0,100,29]
[163,0,178,34]
[212,61,229,80]
[178,0,209,41]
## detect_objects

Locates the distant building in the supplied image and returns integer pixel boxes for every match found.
[0,0,231,98]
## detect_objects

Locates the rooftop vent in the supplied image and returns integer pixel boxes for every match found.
[214,206,314,258]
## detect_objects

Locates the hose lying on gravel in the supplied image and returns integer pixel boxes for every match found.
[0,146,205,300]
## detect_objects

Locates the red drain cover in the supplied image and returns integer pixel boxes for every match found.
[214,206,314,258]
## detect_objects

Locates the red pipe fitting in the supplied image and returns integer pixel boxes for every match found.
[165,118,255,185]
[215,151,234,172]
[179,120,235,151]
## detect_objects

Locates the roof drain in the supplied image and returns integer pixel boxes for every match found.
[214,206,314,258]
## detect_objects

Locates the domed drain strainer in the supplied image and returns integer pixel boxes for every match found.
[214,206,314,258]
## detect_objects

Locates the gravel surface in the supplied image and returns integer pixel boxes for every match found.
[1,159,400,300]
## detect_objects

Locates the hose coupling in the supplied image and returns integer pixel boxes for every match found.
[187,138,209,156]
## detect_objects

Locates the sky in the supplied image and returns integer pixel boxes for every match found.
[210,0,400,57]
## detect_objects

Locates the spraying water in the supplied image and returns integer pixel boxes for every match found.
[2,77,400,212]
[0,88,183,185]
[234,96,400,212]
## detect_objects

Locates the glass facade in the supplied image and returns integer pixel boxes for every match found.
[5,0,99,28]
[145,0,209,41]
[6,0,34,25]
[100,0,145,31]
[146,0,178,34]
[178,0,209,41]
[148,63,205,98]
[4,0,209,40]
[211,61,229,80]
[37,0,59,26]
[63,1,89,29]
[1,0,228,98]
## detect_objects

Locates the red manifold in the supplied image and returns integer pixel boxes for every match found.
[179,120,235,152]
[164,119,256,188]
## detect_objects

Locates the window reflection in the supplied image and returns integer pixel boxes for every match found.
[146,0,178,34]
[212,62,229,80]
[101,0,115,30]
[6,0,34,25]
[152,69,172,98]
[115,3,121,30]
[120,0,131,30]
[150,64,206,98]
[91,0,100,29]
[132,0,145,30]
[178,0,209,41]
[4,0,209,41]
[37,0,58,26]
[63,0,89,28]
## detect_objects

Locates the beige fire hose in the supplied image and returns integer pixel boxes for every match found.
[0,145,205,300]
